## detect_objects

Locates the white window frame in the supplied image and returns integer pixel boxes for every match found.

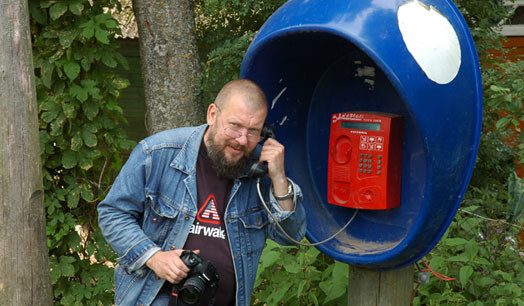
[501,0,524,36]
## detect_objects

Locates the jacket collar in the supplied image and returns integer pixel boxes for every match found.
[170,124,207,174]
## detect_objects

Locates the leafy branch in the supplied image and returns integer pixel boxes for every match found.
[30,0,134,304]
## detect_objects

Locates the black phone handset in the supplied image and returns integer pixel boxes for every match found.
[247,122,276,178]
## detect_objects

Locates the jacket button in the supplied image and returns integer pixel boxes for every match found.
[184,216,190,221]
[152,217,158,222]
[170,245,175,250]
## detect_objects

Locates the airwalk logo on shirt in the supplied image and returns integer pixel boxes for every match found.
[197,194,221,224]
[189,194,226,240]
[189,222,226,240]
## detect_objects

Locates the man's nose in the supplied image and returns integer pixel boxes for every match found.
[235,134,248,146]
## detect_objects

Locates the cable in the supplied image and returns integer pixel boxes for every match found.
[256,178,359,246]
[420,259,455,281]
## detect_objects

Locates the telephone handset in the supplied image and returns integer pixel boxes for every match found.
[248,122,276,178]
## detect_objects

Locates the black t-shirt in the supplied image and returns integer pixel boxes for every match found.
[182,140,236,305]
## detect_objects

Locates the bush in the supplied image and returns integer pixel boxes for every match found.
[30,0,134,304]
[252,240,348,306]
[413,185,524,305]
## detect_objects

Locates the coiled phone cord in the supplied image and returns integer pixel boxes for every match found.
[256,178,359,246]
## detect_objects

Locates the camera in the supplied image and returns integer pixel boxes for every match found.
[170,250,220,306]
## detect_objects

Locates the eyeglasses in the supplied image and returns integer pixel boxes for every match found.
[215,104,262,143]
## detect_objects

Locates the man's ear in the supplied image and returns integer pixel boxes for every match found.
[207,103,218,126]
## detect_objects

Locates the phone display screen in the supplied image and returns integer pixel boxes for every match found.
[341,121,381,131]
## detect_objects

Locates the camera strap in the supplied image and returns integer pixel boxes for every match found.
[168,284,180,306]
[208,283,218,306]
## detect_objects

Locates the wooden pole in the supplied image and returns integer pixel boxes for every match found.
[0,1,53,304]
[348,264,414,306]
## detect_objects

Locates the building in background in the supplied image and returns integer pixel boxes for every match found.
[501,0,524,60]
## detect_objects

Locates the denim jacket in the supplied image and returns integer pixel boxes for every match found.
[97,124,307,306]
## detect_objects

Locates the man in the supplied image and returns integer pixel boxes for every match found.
[98,79,306,306]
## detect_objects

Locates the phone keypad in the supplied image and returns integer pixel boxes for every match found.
[358,153,383,175]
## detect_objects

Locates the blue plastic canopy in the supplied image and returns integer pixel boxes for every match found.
[241,0,482,269]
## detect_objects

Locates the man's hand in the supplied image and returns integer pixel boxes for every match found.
[146,249,200,284]
[260,138,293,211]
[260,138,286,182]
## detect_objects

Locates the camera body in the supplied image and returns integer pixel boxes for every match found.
[170,250,220,306]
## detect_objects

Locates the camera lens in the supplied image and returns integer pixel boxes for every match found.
[180,289,199,305]
[179,277,205,305]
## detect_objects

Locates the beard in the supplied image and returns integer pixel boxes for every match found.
[206,129,252,179]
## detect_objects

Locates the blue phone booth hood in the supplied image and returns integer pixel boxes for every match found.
[240,0,482,269]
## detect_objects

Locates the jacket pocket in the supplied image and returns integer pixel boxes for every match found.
[143,195,181,245]
[238,209,269,255]
[114,264,140,305]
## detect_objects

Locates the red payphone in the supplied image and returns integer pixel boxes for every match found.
[327,112,403,209]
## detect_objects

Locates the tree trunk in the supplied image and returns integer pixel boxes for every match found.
[0,1,53,305]
[132,0,203,134]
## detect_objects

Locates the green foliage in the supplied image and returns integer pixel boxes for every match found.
[483,60,524,166]
[30,0,134,304]
[195,0,287,106]
[508,172,524,223]
[413,202,524,305]
[252,240,348,305]
[453,0,515,63]
[468,130,517,189]
[455,0,524,173]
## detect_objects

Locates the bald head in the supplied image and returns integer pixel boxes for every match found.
[214,79,268,112]
[204,79,268,177]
